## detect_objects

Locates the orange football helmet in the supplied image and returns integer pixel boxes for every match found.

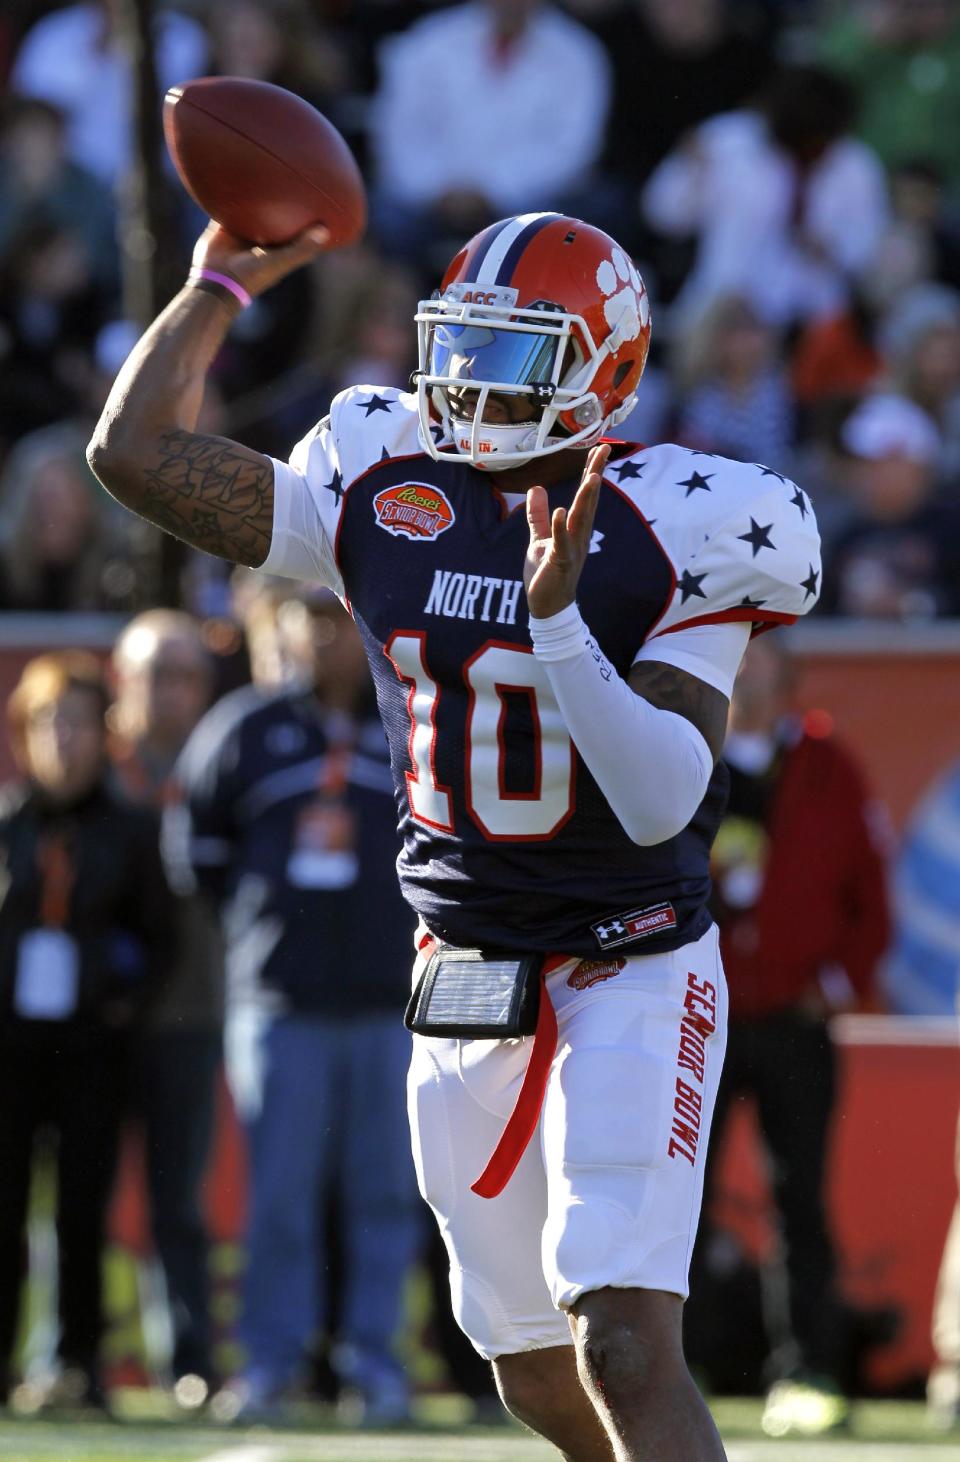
[415,212,651,469]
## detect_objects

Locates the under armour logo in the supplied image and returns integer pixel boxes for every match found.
[591,902,678,949]
[589,531,604,555]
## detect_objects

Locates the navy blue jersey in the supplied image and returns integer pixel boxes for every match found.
[265,386,821,958]
[164,684,414,1014]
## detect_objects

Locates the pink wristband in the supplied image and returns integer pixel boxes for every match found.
[188,267,252,310]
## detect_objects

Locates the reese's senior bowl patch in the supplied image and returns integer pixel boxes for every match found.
[568,957,626,991]
[374,482,455,541]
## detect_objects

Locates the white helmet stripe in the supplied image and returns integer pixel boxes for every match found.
[473,213,556,285]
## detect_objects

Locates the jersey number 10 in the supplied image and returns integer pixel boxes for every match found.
[386,633,576,842]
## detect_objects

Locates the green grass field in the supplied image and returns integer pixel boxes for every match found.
[0,1399,956,1462]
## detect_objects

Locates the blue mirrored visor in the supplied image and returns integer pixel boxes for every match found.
[429,322,558,389]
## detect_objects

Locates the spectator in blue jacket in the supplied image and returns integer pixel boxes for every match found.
[164,582,421,1424]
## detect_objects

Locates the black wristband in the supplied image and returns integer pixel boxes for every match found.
[186,277,246,315]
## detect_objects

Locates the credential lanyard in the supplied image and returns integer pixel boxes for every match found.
[38,833,75,929]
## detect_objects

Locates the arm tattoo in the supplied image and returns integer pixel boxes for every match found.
[627,660,729,762]
[140,430,274,566]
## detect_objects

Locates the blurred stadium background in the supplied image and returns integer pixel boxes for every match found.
[0,0,959,1456]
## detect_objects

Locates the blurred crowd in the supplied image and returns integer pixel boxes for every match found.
[0,583,499,1423]
[1,0,960,618]
[0,0,959,1436]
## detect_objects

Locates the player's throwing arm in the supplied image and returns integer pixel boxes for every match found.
[88,78,364,565]
[86,222,328,566]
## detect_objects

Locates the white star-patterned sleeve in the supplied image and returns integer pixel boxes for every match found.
[262,384,422,591]
[263,413,344,590]
[614,445,822,642]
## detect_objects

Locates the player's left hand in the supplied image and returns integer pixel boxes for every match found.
[524,443,610,618]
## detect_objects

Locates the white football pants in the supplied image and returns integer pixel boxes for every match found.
[407,923,728,1358]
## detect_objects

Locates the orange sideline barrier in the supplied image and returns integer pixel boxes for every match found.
[714,1018,960,1392]
[794,640,960,829]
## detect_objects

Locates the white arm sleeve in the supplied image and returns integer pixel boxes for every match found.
[530,608,747,846]
[632,619,751,699]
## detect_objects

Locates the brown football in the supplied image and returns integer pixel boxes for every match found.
[163,76,366,247]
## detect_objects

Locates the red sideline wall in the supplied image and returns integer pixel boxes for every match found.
[716,1019,959,1392]
[1,617,958,1390]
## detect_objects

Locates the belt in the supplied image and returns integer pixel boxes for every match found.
[417,935,567,1199]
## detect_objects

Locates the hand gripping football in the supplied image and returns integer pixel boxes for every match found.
[163,76,366,247]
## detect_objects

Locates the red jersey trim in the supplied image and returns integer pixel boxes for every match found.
[650,608,798,637]
[601,437,646,456]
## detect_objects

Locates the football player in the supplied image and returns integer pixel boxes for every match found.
[88,212,821,1461]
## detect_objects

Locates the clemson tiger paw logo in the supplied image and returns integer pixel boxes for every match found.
[596,248,649,344]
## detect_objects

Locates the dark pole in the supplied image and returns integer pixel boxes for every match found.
[117,0,187,606]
